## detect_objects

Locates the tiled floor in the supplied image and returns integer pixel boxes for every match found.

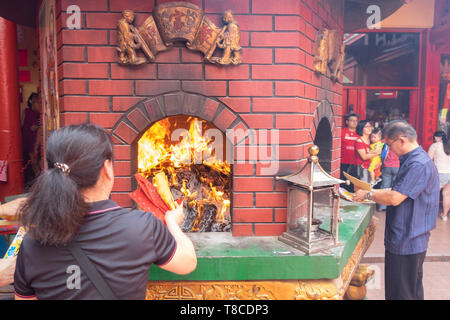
[363,210,450,300]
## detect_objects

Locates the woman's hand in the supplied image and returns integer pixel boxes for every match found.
[1,197,27,220]
[161,203,197,275]
[165,204,184,226]
[0,256,17,287]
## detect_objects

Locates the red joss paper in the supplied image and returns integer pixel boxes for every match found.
[129,187,166,223]
[129,174,183,225]
[134,173,169,212]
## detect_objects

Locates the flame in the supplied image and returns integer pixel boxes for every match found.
[138,117,230,175]
[138,116,231,232]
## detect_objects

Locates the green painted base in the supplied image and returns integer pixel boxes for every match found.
[149,201,374,281]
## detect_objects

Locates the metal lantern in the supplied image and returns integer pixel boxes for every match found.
[276,145,344,255]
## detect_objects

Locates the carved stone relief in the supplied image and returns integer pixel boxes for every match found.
[116,2,241,66]
[313,29,345,82]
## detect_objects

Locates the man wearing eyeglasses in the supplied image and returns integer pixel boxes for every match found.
[340,112,360,191]
[353,120,440,300]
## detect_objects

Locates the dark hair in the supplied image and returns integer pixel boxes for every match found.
[383,120,417,142]
[355,120,370,136]
[433,130,446,139]
[446,131,450,156]
[344,112,360,124]
[27,93,38,109]
[20,124,113,246]
[434,130,450,155]
[371,128,382,136]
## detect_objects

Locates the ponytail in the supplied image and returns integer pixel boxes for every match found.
[20,169,88,245]
[20,124,113,246]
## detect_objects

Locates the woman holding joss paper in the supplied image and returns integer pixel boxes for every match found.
[14,124,197,300]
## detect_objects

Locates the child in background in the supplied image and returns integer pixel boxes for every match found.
[368,128,383,185]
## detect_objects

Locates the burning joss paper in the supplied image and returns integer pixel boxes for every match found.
[136,116,231,232]
[153,172,176,210]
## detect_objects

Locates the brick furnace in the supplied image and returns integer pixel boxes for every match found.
[53,0,373,300]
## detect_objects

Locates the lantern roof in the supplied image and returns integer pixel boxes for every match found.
[276,145,345,188]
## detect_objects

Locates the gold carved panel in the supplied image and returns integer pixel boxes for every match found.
[117,2,241,66]
[146,280,342,300]
[153,2,204,46]
[146,218,376,300]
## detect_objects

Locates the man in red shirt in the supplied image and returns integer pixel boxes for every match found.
[340,112,360,191]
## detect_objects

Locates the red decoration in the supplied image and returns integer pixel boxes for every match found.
[129,173,183,224]
[17,49,28,67]
[18,70,30,82]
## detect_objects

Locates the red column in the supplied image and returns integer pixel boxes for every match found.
[0,17,23,201]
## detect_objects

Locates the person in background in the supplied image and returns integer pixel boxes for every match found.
[432,131,446,144]
[368,128,384,185]
[355,120,380,183]
[353,120,440,300]
[340,112,360,191]
[428,130,450,220]
[21,93,41,186]
[14,124,197,300]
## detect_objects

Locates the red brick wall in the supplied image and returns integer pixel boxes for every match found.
[54,0,345,236]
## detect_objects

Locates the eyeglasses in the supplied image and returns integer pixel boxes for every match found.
[386,136,405,147]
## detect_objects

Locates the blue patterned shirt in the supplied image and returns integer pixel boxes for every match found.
[385,146,440,255]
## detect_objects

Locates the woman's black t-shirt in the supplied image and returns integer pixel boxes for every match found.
[14,199,176,300]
